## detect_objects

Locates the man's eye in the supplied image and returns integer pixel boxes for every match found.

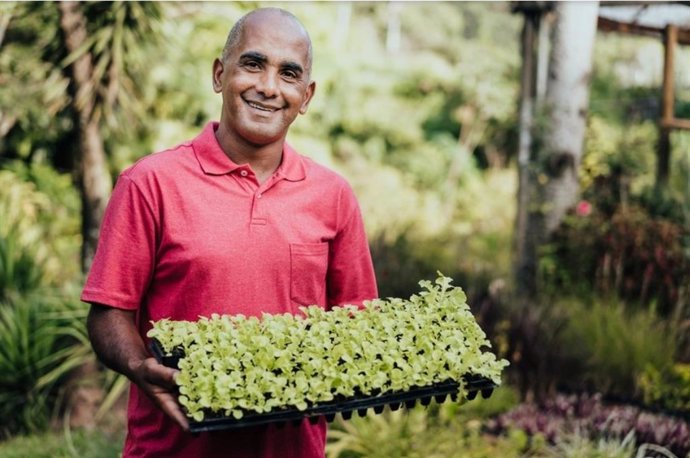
[244,61,261,69]
[282,71,297,79]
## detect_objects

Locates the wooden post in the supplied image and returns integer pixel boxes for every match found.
[658,24,677,188]
[515,13,539,298]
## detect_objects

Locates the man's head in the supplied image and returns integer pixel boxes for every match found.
[212,8,316,149]
[221,8,313,78]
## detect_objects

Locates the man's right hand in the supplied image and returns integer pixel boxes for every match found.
[129,357,190,431]
[87,304,190,432]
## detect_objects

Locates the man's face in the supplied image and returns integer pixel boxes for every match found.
[213,14,315,148]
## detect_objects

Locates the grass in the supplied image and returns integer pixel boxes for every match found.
[0,427,123,458]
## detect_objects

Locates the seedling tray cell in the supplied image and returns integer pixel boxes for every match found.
[150,339,497,433]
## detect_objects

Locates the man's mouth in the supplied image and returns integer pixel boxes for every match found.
[246,100,280,112]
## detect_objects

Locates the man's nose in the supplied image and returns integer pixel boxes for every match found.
[256,70,279,97]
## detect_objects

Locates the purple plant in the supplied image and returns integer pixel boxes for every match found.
[486,393,690,456]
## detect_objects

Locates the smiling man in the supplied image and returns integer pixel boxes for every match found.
[82,8,377,458]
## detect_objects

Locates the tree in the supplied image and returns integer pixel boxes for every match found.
[515,1,599,297]
[56,1,161,272]
[58,1,112,273]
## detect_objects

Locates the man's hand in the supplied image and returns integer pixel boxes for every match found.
[87,304,190,432]
[129,357,190,431]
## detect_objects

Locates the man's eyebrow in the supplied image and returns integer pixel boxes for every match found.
[239,51,267,62]
[238,51,304,75]
[281,61,304,75]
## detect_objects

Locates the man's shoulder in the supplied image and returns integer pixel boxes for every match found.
[299,154,351,190]
[121,140,195,182]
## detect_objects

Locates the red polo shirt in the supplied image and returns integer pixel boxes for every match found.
[82,122,378,458]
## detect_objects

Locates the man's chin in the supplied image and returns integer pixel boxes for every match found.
[238,128,284,147]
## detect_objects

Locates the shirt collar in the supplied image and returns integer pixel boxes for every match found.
[192,122,306,182]
[276,142,307,182]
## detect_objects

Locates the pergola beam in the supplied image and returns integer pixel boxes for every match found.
[597,16,690,44]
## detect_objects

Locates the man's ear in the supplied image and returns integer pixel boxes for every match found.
[212,58,224,93]
[299,81,316,115]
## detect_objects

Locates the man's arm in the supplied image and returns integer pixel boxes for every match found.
[87,304,189,431]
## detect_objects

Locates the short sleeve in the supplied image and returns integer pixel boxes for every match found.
[326,184,378,308]
[81,173,158,310]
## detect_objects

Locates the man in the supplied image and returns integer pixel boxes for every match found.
[82,8,378,458]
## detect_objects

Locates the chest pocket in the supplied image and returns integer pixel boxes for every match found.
[290,242,329,307]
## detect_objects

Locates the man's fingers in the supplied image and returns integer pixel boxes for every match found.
[154,390,190,432]
[140,358,179,390]
[131,357,189,430]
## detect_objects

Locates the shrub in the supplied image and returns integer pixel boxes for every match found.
[0,294,94,438]
[326,390,528,458]
[0,166,80,289]
[0,229,45,301]
[639,364,690,413]
[487,393,690,457]
[557,297,677,398]
[545,203,688,314]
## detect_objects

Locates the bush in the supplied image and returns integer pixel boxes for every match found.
[0,165,80,291]
[545,203,688,314]
[487,393,690,457]
[557,297,677,398]
[639,364,690,413]
[0,293,94,438]
[0,229,46,301]
[326,389,527,458]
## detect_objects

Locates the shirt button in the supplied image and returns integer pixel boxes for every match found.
[240,170,248,177]
[257,193,262,199]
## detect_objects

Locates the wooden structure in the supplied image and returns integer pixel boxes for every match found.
[597,3,690,186]
[513,1,690,188]
[511,1,690,297]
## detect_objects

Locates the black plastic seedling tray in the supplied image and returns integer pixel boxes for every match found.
[150,339,497,433]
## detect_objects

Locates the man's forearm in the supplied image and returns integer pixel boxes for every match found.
[86,304,149,379]
[86,303,190,430]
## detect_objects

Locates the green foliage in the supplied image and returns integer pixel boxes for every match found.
[1,2,165,175]
[581,117,657,205]
[556,297,677,397]
[544,203,688,313]
[0,165,80,291]
[639,363,690,412]
[64,2,163,125]
[0,165,92,437]
[326,403,530,458]
[0,2,68,151]
[545,430,637,458]
[0,427,124,458]
[0,230,45,301]
[149,275,507,422]
[363,167,516,299]
[0,294,88,437]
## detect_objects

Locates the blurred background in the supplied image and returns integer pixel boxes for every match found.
[0,1,689,456]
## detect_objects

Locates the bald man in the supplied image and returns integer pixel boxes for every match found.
[83,8,378,458]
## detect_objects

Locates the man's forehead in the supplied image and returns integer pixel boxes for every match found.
[234,13,310,63]
[242,10,309,43]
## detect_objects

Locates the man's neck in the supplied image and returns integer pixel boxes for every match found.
[214,127,284,185]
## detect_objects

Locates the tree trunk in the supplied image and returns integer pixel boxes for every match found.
[58,1,112,273]
[514,13,540,298]
[515,2,598,297]
[386,2,402,54]
[539,1,598,235]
